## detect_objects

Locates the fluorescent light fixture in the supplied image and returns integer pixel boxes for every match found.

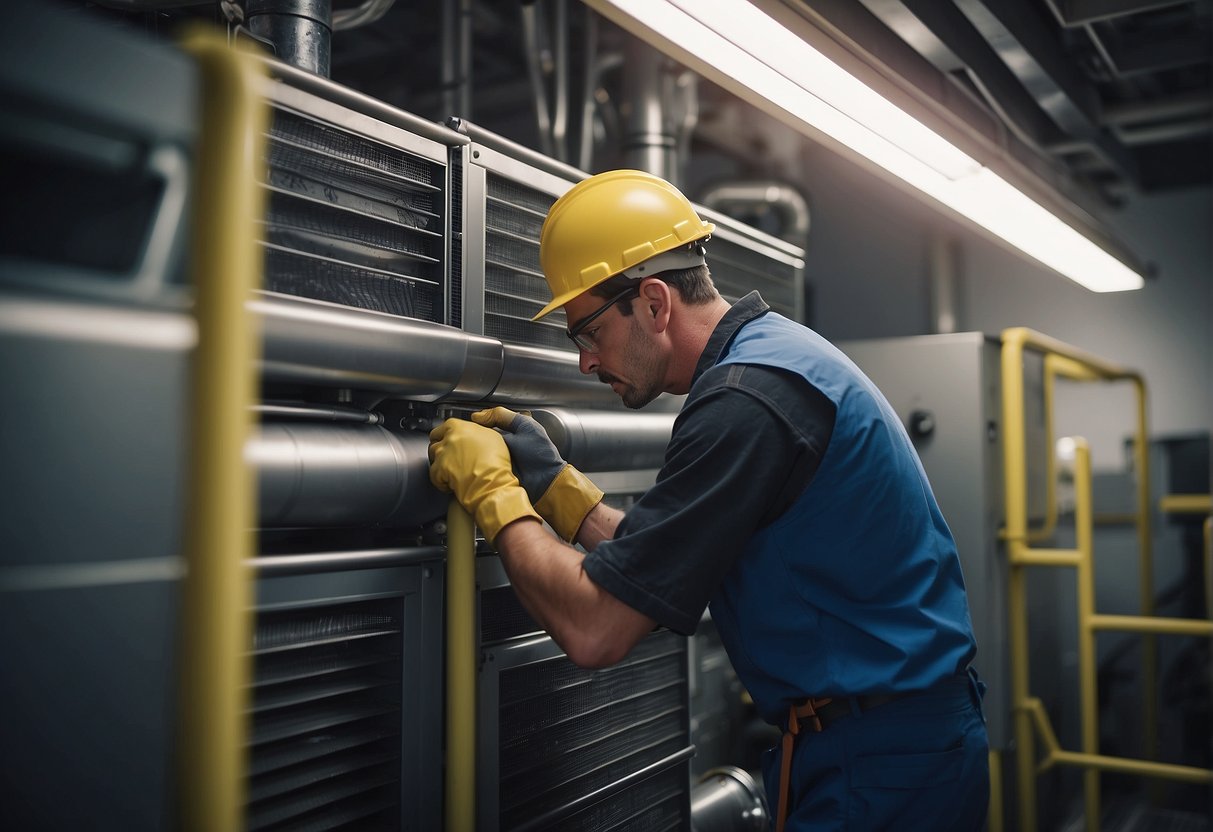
[589,0,1145,292]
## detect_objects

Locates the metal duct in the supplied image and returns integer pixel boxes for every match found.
[690,767,768,832]
[254,292,503,401]
[530,408,675,472]
[250,422,444,528]
[247,0,333,78]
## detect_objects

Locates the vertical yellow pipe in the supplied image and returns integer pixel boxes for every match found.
[177,30,268,832]
[1000,330,1037,832]
[1204,517,1211,622]
[1131,378,1158,776]
[988,749,1004,832]
[446,501,477,832]
[1074,440,1100,832]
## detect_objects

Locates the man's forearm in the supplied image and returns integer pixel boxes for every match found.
[494,515,654,668]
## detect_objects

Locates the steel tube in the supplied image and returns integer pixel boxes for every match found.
[250,423,445,528]
[530,408,675,472]
[247,0,333,78]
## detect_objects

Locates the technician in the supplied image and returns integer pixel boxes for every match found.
[428,169,990,830]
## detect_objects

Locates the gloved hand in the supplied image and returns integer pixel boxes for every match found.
[428,418,541,544]
[472,407,604,543]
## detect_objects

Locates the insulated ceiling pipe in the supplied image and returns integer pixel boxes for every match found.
[249,422,446,528]
[246,0,332,78]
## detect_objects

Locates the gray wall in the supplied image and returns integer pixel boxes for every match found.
[796,144,1212,472]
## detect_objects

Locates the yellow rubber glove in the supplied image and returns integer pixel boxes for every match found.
[472,407,604,543]
[428,418,541,544]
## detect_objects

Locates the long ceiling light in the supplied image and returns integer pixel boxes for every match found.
[587,0,1145,292]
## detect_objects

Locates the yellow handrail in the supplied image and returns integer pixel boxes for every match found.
[1000,328,1213,832]
[445,501,477,832]
[177,29,269,832]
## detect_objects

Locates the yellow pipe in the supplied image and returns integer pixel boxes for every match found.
[1073,441,1099,832]
[1025,355,1059,544]
[1048,751,1213,785]
[1001,330,1037,832]
[1010,548,1082,567]
[1159,494,1213,514]
[1089,614,1213,636]
[988,750,1004,832]
[1130,376,1158,776]
[445,500,477,832]
[1205,517,1211,623]
[177,30,268,832]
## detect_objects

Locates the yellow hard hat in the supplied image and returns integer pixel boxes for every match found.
[533,169,715,320]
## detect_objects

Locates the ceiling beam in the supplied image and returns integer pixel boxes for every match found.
[1049,0,1206,27]
[952,0,1139,185]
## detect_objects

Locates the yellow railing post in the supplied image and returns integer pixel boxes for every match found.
[177,29,269,832]
[1074,440,1099,832]
[445,501,477,832]
[999,328,1213,831]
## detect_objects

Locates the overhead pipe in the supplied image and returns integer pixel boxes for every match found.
[441,0,473,119]
[622,36,677,181]
[698,181,811,245]
[246,0,332,78]
[331,0,394,31]
[521,0,557,160]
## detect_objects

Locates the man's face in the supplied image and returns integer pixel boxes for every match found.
[563,289,666,409]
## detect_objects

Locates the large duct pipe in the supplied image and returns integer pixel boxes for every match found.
[246,0,333,78]
[250,423,445,528]
[530,408,675,472]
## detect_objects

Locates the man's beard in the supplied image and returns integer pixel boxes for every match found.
[598,316,662,409]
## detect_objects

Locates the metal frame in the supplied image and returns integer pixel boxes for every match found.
[1000,327,1213,832]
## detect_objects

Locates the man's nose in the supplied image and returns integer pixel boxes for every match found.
[578,348,599,375]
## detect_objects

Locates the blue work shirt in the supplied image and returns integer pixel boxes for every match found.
[583,292,977,725]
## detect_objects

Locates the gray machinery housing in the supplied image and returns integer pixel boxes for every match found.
[0,5,801,830]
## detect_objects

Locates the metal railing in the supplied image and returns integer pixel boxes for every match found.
[1000,327,1213,832]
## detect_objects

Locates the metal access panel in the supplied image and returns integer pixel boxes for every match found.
[838,332,1051,750]
[255,65,467,327]
[476,557,694,832]
[0,5,196,829]
[458,132,809,355]
[250,557,445,831]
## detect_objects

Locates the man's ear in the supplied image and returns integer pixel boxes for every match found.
[639,278,672,333]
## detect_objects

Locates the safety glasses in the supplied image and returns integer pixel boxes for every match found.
[565,285,640,353]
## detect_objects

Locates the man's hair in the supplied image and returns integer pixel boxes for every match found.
[588,264,718,315]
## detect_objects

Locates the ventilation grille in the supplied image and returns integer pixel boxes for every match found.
[483,173,571,351]
[247,596,403,831]
[259,104,445,323]
[708,234,802,321]
[480,584,544,645]
[498,629,690,831]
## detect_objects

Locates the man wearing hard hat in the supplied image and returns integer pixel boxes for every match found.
[429,170,990,830]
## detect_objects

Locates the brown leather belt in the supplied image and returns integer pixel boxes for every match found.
[775,692,907,832]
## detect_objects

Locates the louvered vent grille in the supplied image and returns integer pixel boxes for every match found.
[259,104,445,323]
[708,235,802,321]
[248,597,403,831]
[483,173,570,351]
[498,629,690,831]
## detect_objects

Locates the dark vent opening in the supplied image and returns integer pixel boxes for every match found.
[497,629,690,830]
[483,173,571,352]
[260,104,445,324]
[248,596,403,830]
